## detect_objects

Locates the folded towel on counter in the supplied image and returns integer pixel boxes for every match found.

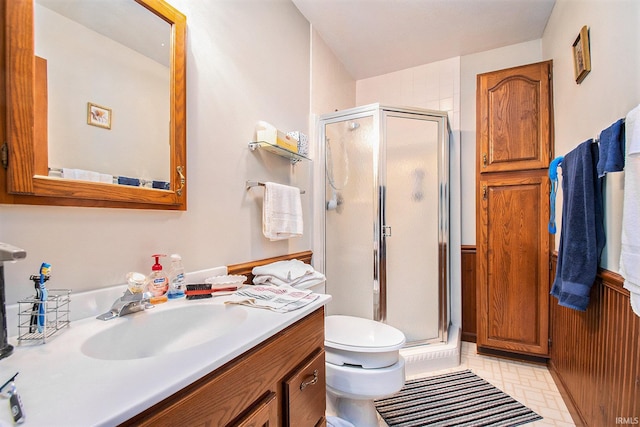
[551,140,605,311]
[596,118,626,177]
[262,182,303,241]
[620,104,640,316]
[252,259,325,288]
[225,285,319,313]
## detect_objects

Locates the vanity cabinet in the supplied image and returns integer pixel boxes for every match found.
[121,307,326,427]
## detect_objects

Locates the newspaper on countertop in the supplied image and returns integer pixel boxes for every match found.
[225,284,319,313]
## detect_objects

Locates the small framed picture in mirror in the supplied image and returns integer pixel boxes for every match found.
[87,102,112,129]
[572,26,591,84]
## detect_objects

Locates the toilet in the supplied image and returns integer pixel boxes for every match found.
[324,315,406,426]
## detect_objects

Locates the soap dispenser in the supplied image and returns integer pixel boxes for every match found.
[167,254,186,299]
[147,254,169,304]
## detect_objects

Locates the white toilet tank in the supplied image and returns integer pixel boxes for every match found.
[324,315,406,369]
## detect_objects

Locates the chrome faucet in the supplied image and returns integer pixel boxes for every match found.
[96,289,154,321]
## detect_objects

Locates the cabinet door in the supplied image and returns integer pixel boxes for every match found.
[232,392,278,427]
[477,61,553,173]
[477,172,551,355]
[283,350,326,427]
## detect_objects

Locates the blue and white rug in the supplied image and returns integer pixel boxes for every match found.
[374,369,543,427]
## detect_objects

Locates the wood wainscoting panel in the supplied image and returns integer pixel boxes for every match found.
[550,255,640,426]
[461,245,477,343]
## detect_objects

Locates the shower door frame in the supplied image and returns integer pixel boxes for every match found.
[319,103,451,346]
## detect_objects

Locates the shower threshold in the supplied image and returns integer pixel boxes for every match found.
[400,325,461,376]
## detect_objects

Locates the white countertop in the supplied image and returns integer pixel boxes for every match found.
[0,270,330,427]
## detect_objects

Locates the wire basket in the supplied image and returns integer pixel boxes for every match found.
[17,289,71,344]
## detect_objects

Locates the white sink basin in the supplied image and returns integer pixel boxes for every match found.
[81,303,248,360]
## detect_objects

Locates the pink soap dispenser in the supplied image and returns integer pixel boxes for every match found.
[147,254,169,304]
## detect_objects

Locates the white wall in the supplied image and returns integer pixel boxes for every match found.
[0,0,312,304]
[459,40,543,244]
[353,58,463,328]
[309,29,357,273]
[542,0,640,271]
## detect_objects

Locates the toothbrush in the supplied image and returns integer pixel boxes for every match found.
[37,262,51,333]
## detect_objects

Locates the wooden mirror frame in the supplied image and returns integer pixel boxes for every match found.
[1,0,187,210]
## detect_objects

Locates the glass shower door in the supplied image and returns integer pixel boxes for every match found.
[383,113,444,344]
[324,115,377,319]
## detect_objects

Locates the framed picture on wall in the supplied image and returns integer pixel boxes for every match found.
[572,25,591,84]
[87,102,112,129]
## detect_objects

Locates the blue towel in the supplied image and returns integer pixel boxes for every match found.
[596,118,625,177]
[152,180,170,190]
[117,176,140,187]
[551,140,605,311]
[548,156,564,234]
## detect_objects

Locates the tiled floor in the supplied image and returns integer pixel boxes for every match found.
[383,341,575,426]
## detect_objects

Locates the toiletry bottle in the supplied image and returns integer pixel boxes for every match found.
[147,254,169,304]
[126,272,147,294]
[167,254,186,299]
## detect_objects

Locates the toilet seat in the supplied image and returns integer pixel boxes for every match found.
[325,315,406,368]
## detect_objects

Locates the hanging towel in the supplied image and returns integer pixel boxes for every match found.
[596,118,625,177]
[548,156,564,234]
[262,182,303,241]
[551,140,605,311]
[620,104,640,316]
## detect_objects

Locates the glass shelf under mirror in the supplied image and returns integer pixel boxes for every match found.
[248,141,311,164]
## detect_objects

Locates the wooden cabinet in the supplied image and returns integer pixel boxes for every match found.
[477,172,551,355]
[477,61,553,173]
[461,246,477,343]
[476,61,554,358]
[121,308,326,427]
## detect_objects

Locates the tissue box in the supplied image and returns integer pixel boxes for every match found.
[257,126,298,153]
[287,131,309,157]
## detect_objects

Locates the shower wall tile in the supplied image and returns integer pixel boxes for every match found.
[355,56,461,130]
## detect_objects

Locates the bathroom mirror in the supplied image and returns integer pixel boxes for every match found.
[1,0,187,210]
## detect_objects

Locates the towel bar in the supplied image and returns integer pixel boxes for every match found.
[246,180,305,194]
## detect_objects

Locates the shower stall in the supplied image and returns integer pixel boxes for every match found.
[320,104,451,349]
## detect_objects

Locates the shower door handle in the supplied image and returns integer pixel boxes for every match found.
[383,225,392,237]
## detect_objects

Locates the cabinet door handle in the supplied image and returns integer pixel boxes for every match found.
[299,369,318,391]
[483,153,488,167]
[176,166,186,196]
[482,185,487,200]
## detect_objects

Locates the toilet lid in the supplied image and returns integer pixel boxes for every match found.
[325,315,406,352]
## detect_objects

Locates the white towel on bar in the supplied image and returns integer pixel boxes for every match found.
[620,103,640,316]
[262,182,303,241]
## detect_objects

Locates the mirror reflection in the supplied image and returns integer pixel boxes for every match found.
[34,0,171,188]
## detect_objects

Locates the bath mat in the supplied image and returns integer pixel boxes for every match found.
[374,369,542,427]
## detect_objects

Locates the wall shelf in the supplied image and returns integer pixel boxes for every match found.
[248,141,310,164]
